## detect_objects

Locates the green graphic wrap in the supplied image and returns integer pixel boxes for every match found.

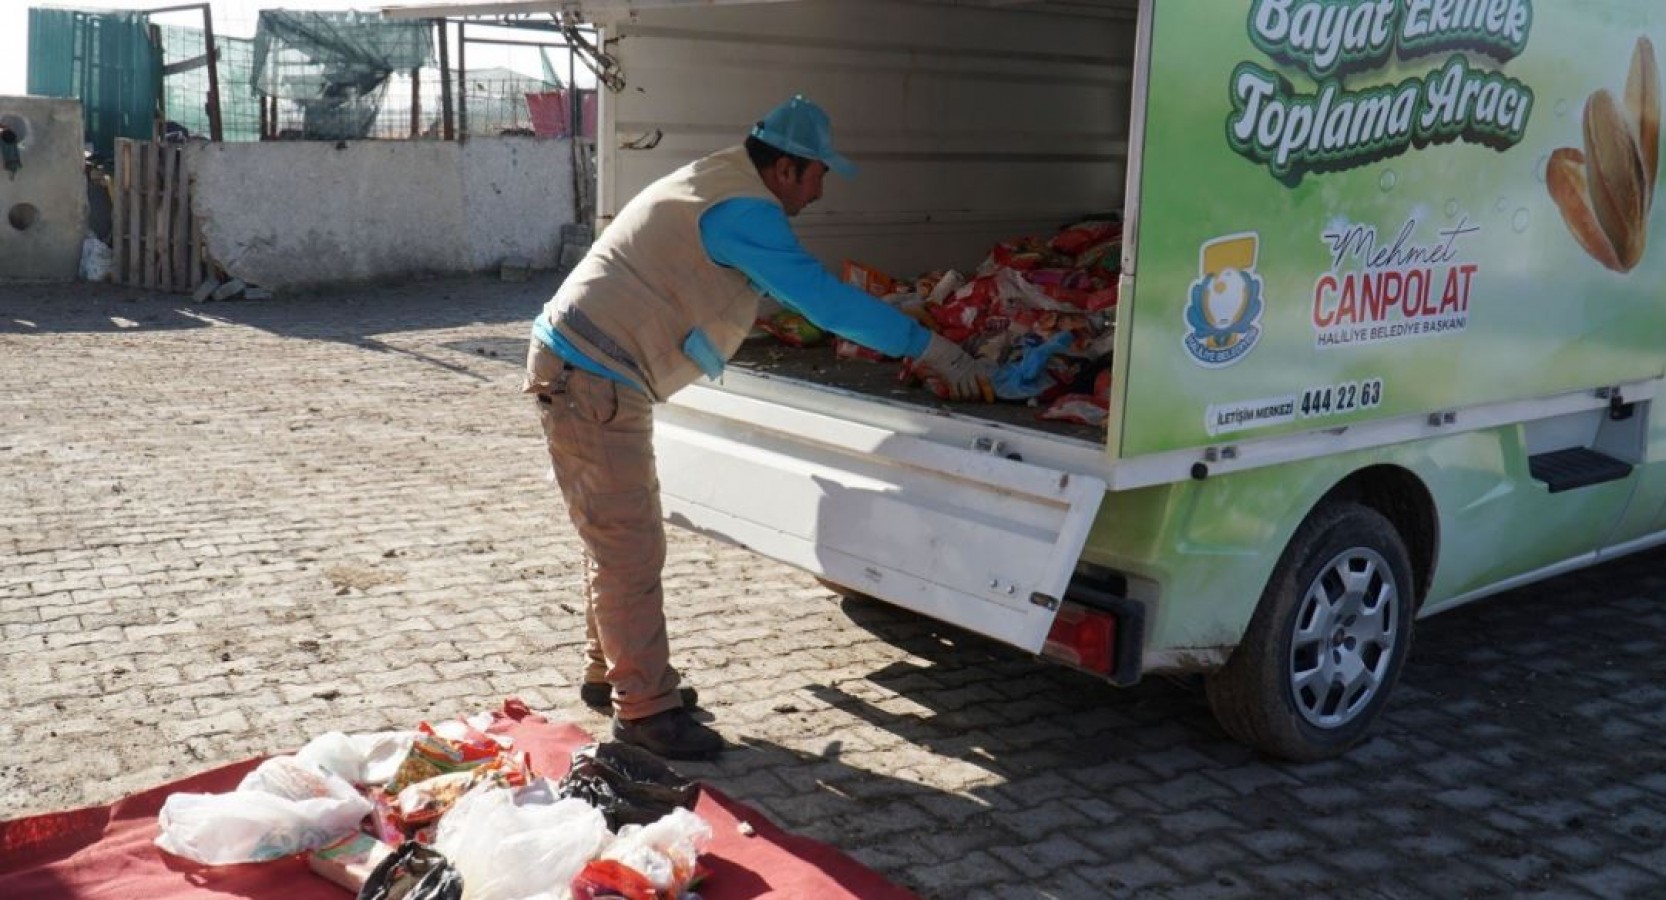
[1115,0,1666,460]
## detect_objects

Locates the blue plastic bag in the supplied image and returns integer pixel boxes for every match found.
[992,332,1073,400]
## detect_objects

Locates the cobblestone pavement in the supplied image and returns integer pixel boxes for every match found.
[5,278,1666,899]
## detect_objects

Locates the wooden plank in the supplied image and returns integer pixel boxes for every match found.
[172,148,190,291]
[157,144,173,289]
[202,6,224,142]
[129,142,145,288]
[151,143,164,289]
[142,142,157,289]
[111,140,128,284]
[123,139,136,285]
[162,146,175,291]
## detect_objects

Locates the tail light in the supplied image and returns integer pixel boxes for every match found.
[1041,602,1117,674]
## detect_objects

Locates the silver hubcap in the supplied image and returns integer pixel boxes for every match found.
[1289,546,1399,729]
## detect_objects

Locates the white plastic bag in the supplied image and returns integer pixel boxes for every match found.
[601,808,713,894]
[434,779,610,900]
[78,236,112,282]
[155,755,372,865]
[295,730,416,787]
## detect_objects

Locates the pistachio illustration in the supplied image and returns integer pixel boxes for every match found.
[1626,36,1660,202]
[1583,89,1649,272]
[1548,148,1626,272]
[1549,36,1660,274]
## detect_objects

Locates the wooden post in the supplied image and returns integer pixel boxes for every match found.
[127,141,142,285]
[157,146,173,289]
[569,50,579,139]
[410,67,421,138]
[112,140,128,284]
[437,20,454,141]
[201,8,223,141]
[138,142,154,288]
[144,3,221,139]
[172,148,190,290]
[152,144,165,288]
[148,23,164,142]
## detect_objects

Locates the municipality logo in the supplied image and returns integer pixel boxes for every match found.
[1184,233,1265,368]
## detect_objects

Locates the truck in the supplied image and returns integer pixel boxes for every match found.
[393,0,1666,760]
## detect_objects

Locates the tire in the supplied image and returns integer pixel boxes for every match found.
[1206,502,1414,761]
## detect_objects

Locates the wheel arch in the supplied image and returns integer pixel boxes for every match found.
[1311,464,1439,612]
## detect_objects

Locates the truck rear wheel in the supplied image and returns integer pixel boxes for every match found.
[1205,502,1414,761]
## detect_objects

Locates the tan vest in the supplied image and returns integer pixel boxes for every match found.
[544,145,777,401]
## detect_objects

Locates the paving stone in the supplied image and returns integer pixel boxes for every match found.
[1149,837,1256,880]
[1151,874,1263,900]
[5,279,1666,898]
[1227,825,1312,861]
[907,849,1024,894]
[1102,855,1186,894]
[1566,862,1660,899]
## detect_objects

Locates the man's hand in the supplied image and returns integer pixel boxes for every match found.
[915,334,991,402]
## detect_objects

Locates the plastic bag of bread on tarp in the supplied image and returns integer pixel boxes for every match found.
[556,742,701,831]
[434,782,609,900]
[572,808,713,900]
[357,840,464,900]
[393,750,533,833]
[156,755,373,864]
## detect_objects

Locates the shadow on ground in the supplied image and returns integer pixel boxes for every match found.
[690,546,1666,898]
[0,275,558,342]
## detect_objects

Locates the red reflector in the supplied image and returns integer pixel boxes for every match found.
[1042,603,1117,673]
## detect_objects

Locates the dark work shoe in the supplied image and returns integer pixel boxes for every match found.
[612,707,724,760]
[580,682,698,710]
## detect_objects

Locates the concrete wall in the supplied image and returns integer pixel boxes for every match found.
[0,97,88,282]
[185,137,576,290]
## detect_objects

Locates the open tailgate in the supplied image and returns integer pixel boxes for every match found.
[655,385,1107,653]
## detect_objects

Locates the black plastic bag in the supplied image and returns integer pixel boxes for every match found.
[556,741,701,830]
[358,841,464,900]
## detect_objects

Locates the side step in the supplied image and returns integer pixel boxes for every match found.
[1529,447,1634,493]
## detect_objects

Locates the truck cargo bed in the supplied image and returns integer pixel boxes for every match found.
[727,337,1108,445]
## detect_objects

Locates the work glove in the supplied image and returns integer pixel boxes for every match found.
[914,334,991,402]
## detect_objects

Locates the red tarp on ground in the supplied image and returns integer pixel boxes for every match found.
[0,701,914,899]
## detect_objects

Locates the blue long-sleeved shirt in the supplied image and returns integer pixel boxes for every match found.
[533,196,932,392]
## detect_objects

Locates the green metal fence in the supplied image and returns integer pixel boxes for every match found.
[27,7,160,160]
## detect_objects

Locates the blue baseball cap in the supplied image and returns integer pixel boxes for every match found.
[751,95,857,177]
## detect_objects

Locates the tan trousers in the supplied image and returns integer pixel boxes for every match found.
[526,340,682,720]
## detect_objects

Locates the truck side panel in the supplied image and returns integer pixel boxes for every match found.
[600,0,1138,281]
[1088,422,1645,669]
[1118,1,1666,463]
